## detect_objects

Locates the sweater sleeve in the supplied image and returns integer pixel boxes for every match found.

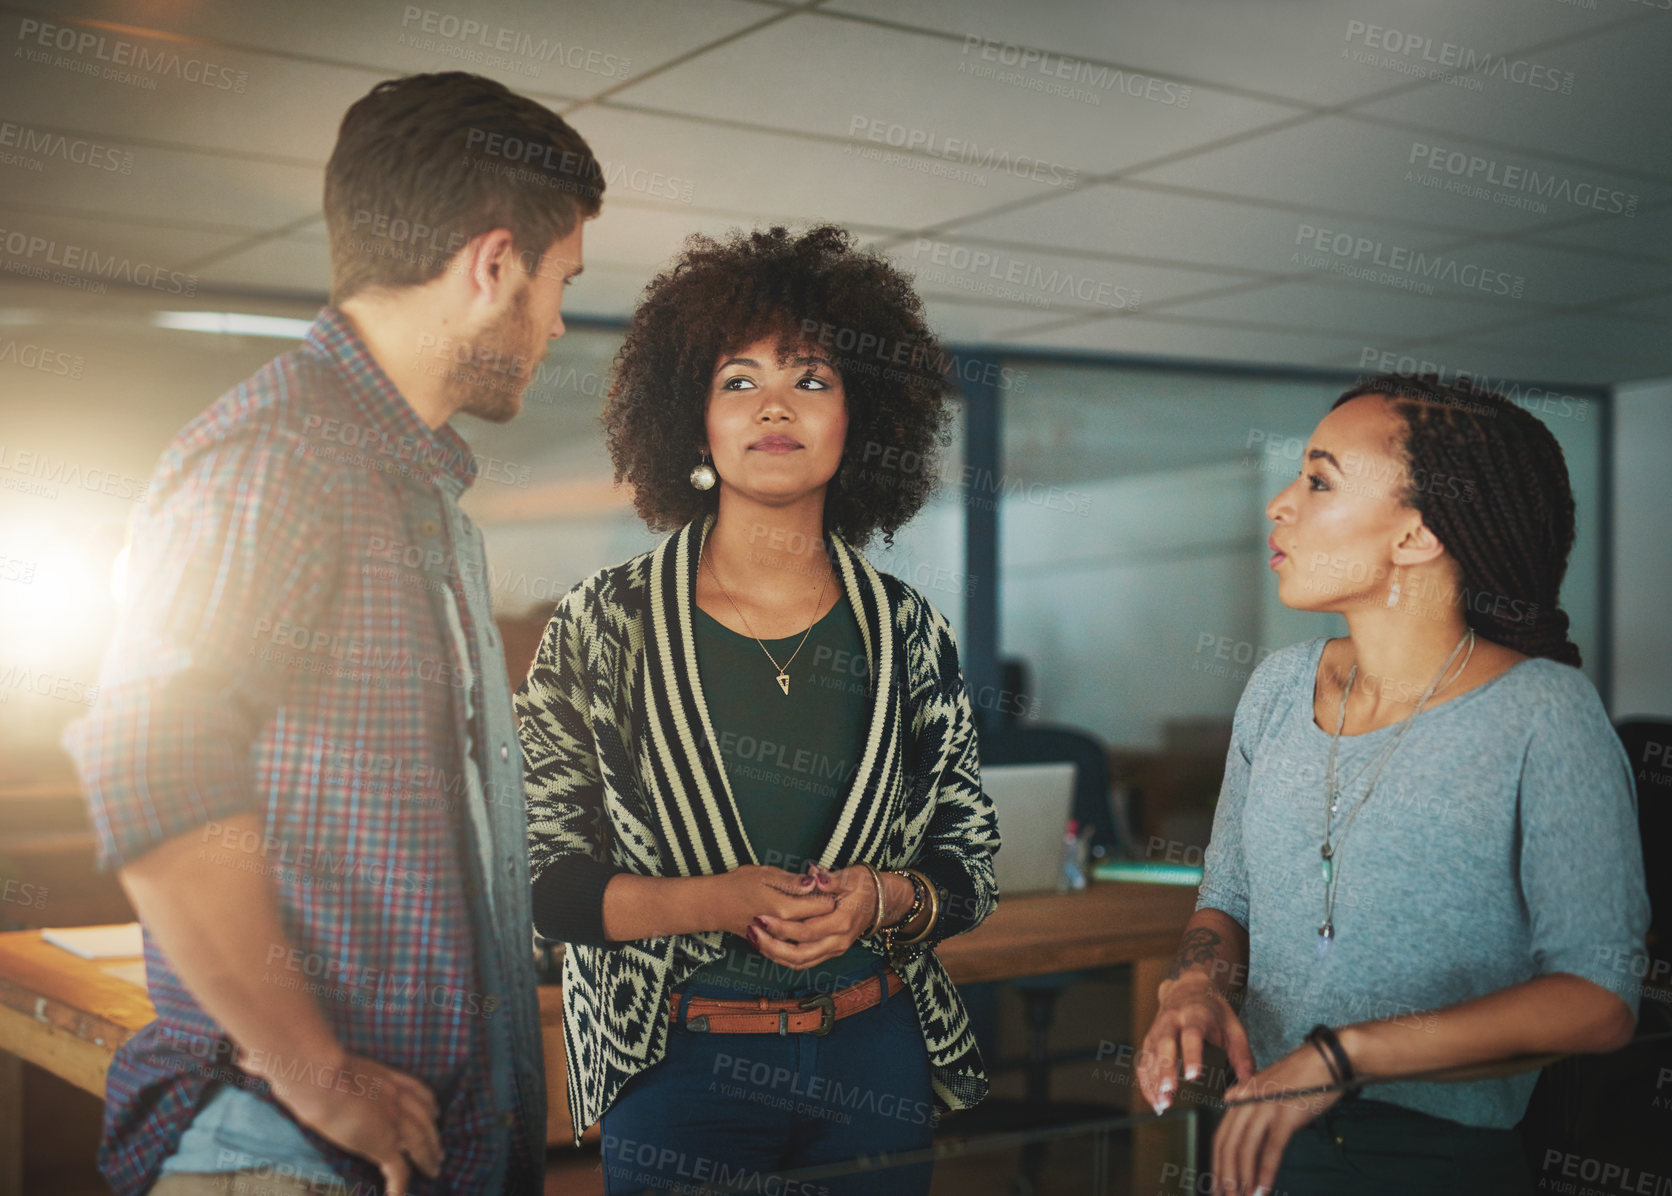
[904,594,1001,945]
[516,585,623,948]
[1516,675,1650,1015]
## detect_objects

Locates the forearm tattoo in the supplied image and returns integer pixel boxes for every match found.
[1167,927,1223,981]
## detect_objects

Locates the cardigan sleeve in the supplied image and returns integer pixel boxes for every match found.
[516,585,623,948]
[904,594,1001,943]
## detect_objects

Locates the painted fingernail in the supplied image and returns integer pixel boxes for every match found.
[746,926,760,945]
[1185,1063,1199,1080]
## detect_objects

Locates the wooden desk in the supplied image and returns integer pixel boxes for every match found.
[0,884,1198,1193]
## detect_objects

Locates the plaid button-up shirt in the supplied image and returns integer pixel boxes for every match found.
[64,307,546,1195]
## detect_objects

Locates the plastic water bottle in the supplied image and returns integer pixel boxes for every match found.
[1058,819,1090,891]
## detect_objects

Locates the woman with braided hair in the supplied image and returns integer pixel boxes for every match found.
[1137,375,1648,1195]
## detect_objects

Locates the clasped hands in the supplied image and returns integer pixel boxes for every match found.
[712,862,913,971]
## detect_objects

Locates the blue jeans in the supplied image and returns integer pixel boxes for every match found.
[601,964,935,1196]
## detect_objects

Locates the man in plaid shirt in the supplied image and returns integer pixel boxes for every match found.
[64,72,602,1196]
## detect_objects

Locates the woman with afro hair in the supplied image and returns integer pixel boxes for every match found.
[515,225,1000,1194]
[1137,376,1649,1196]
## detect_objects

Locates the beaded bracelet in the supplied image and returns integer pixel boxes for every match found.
[878,870,926,952]
[881,869,940,951]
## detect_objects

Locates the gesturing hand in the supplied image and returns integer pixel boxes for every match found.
[1212,1044,1341,1196]
[240,1044,443,1196]
[1136,973,1258,1116]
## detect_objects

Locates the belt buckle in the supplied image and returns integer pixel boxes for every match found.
[797,993,836,1036]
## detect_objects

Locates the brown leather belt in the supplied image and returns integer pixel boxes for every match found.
[668,969,904,1036]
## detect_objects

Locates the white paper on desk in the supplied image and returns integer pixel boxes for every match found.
[99,959,150,987]
[42,923,143,959]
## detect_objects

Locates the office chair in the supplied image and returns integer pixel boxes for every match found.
[1515,718,1672,1180]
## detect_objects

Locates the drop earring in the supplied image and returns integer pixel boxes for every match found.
[1386,565,1402,609]
[689,451,716,491]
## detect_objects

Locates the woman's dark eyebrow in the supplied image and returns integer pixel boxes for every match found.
[717,355,833,371]
[1307,448,1342,470]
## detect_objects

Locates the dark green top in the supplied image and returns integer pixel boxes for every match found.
[684,592,881,995]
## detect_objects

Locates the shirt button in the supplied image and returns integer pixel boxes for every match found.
[500,743,509,761]
[505,856,516,877]
[501,1111,516,1129]
[420,518,440,537]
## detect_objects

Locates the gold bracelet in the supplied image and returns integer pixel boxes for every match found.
[895,868,939,946]
[861,862,887,938]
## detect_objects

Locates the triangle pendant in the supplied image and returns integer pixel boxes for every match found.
[776,672,790,695]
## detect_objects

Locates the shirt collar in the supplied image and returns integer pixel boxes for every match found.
[302,306,479,492]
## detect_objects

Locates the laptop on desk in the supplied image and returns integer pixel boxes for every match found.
[982,761,1077,896]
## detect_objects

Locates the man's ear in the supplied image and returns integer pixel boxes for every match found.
[457,228,520,304]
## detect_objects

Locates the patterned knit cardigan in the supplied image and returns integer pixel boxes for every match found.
[514,516,1002,1141]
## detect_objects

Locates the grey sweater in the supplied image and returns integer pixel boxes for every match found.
[1197,636,1650,1128]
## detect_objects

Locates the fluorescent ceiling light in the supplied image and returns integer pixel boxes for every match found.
[152,311,313,338]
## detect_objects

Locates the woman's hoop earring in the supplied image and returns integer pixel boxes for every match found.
[689,452,717,491]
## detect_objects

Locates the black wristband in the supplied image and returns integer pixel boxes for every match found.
[1305,1024,1357,1101]
[1307,1037,1341,1084]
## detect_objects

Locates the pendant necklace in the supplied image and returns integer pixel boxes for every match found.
[1317,628,1475,957]
[703,542,830,696]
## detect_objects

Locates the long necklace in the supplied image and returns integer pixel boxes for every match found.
[1317,628,1475,955]
[703,542,830,696]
